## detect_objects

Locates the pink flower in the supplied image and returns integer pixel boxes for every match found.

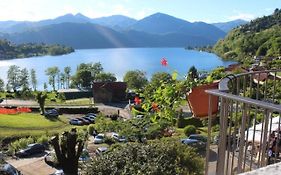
[161,58,168,66]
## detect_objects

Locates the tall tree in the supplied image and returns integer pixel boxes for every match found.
[20,68,29,91]
[7,65,21,92]
[95,72,117,82]
[123,70,148,90]
[60,73,66,89]
[45,67,59,91]
[72,62,104,88]
[30,69,37,91]
[43,83,48,91]
[0,78,4,92]
[64,66,71,88]
[188,66,198,80]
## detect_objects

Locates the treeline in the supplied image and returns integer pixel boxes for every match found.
[213,8,281,63]
[0,62,117,94]
[0,39,74,60]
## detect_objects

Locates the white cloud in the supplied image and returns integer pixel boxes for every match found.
[228,13,255,21]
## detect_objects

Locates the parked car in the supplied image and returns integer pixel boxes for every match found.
[81,116,95,123]
[188,134,207,142]
[93,134,105,144]
[69,119,83,125]
[0,163,21,175]
[85,113,96,118]
[111,132,127,142]
[76,118,91,125]
[95,147,108,155]
[15,143,45,158]
[44,109,59,117]
[181,138,206,150]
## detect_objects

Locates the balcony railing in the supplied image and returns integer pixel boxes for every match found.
[205,70,281,175]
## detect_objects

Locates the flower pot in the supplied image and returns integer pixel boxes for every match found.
[187,82,219,118]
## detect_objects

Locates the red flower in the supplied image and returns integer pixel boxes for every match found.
[161,58,168,66]
[152,102,159,111]
[134,97,142,105]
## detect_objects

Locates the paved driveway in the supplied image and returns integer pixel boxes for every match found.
[7,154,57,175]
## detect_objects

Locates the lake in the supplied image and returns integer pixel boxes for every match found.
[0,48,235,89]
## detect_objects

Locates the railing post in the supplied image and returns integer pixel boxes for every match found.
[261,110,270,167]
[205,94,213,175]
[237,103,248,173]
[216,97,228,175]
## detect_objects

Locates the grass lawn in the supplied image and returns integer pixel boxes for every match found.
[0,113,75,138]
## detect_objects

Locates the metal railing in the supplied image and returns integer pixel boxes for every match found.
[205,70,281,175]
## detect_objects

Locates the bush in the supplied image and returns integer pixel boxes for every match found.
[177,116,203,128]
[212,124,220,132]
[88,124,96,136]
[184,125,197,137]
[86,139,204,175]
[36,135,49,145]
[8,137,34,155]
[104,136,115,145]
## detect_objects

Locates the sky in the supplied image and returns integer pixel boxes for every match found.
[0,0,280,22]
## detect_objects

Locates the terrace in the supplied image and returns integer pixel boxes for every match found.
[205,69,281,174]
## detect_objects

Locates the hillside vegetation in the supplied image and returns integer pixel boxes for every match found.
[0,39,74,60]
[213,8,281,63]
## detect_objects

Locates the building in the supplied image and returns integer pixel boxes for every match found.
[92,82,127,103]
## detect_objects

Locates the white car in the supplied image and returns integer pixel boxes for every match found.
[111,132,127,142]
[93,134,105,144]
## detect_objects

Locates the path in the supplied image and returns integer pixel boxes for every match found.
[7,154,57,175]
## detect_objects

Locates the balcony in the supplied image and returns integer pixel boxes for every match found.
[205,70,281,175]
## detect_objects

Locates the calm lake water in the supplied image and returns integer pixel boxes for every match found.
[0,48,235,89]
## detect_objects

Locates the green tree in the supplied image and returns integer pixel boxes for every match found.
[43,83,48,91]
[35,91,47,114]
[20,68,29,91]
[64,66,71,88]
[188,66,198,80]
[45,67,59,91]
[123,70,148,90]
[0,78,4,92]
[72,62,104,88]
[30,69,37,91]
[95,72,117,82]
[150,72,173,85]
[7,65,21,92]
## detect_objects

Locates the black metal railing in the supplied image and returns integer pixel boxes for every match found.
[205,70,281,175]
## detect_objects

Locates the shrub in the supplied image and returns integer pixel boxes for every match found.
[88,124,96,136]
[177,117,203,128]
[36,135,49,145]
[212,124,220,132]
[184,125,197,137]
[86,139,204,175]
[8,137,34,155]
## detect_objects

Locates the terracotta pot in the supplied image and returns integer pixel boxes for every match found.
[187,82,219,118]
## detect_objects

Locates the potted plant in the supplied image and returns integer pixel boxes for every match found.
[186,66,226,118]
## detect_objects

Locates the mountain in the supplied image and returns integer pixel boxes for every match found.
[0,12,234,49]
[91,15,137,31]
[0,13,92,33]
[212,19,248,32]
[128,13,226,42]
[4,23,131,49]
[213,8,281,62]
[3,22,216,49]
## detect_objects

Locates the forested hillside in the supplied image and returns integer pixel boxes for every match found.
[213,8,281,63]
[0,39,74,60]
